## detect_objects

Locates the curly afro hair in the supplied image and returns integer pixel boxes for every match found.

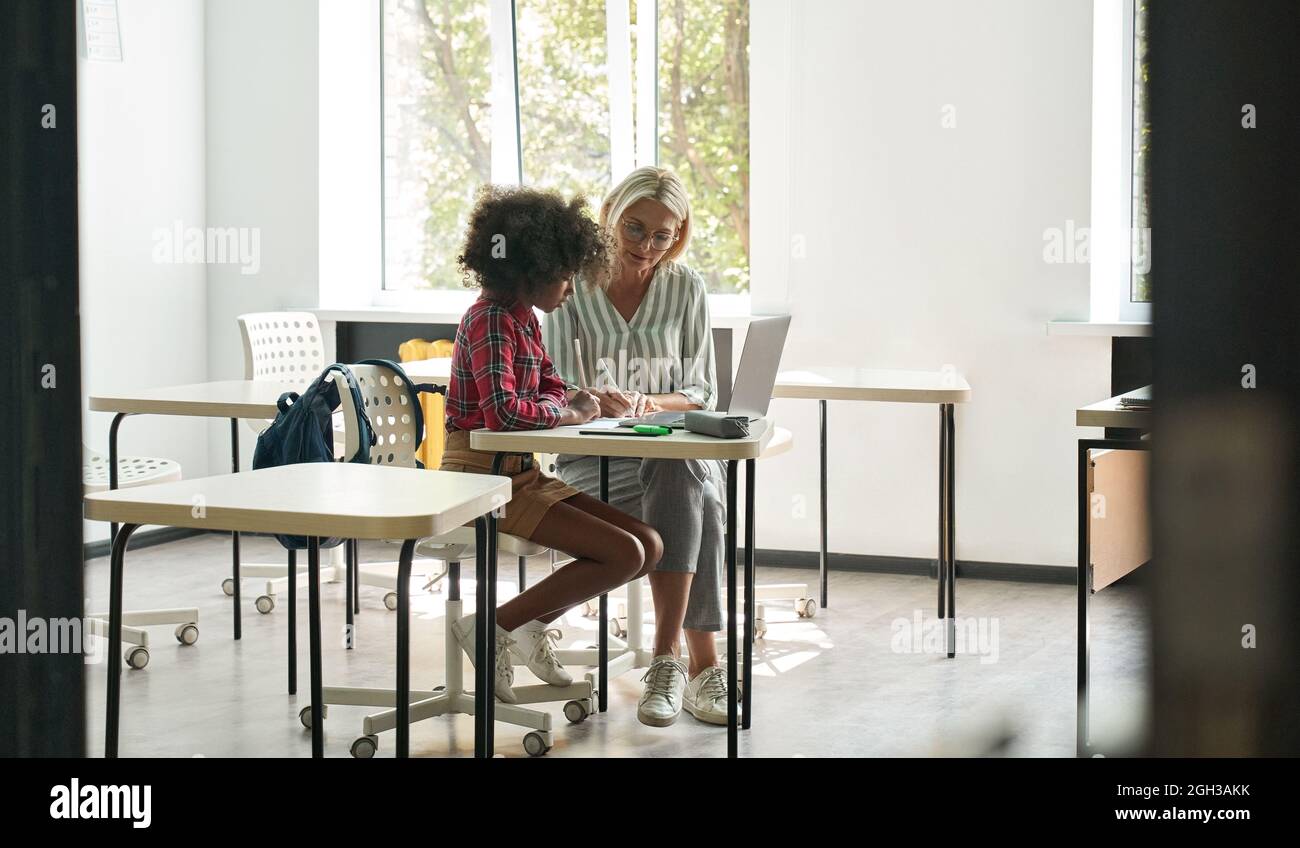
[458,185,611,297]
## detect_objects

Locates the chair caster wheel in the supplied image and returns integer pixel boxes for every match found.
[384,592,399,611]
[351,735,378,759]
[221,578,236,596]
[563,699,591,724]
[175,623,199,645]
[522,731,552,757]
[582,601,598,619]
[255,595,275,614]
[608,618,627,638]
[298,705,328,729]
[125,646,149,669]
[754,621,767,640]
[798,598,818,618]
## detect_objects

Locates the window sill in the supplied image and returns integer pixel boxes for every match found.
[1046,320,1152,337]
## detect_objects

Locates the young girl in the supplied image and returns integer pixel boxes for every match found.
[441,185,663,703]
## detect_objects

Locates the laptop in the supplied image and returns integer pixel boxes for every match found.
[622,314,792,428]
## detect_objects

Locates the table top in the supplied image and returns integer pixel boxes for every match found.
[89,380,307,419]
[1076,388,1152,429]
[773,367,971,403]
[84,463,511,540]
[470,418,775,461]
[400,357,452,385]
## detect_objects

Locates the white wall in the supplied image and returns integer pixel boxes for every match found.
[79,0,209,543]
[750,0,1110,567]
[204,0,321,473]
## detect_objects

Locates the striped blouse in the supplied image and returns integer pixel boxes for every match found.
[541,261,717,410]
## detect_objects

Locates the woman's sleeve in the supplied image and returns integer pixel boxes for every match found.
[468,309,562,430]
[677,270,718,410]
[541,300,579,388]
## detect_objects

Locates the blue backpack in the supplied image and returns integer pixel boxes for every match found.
[252,359,442,550]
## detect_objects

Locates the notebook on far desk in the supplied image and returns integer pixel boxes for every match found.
[1117,385,1152,410]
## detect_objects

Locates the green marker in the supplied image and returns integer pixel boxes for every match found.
[632,424,673,436]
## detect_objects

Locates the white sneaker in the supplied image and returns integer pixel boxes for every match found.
[637,655,688,727]
[451,613,518,704]
[509,620,572,687]
[683,666,729,726]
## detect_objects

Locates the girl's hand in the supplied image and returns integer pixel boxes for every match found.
[568,389,600,422]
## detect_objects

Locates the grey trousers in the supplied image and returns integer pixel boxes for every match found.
[555,454,726,632]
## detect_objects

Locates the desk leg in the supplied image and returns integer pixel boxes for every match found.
[598,456,610,713]
[818,399,829,608]
[474,517,488,757]
[743,458,755,730]
[395,538,417,758]
[107,412,129,543]
[726,459,739,758]
[307,537,323,758]
[229,419,242,641]
[486,513,498,754]
[105,522,139,758]
[1077,440,1092,757]
[287,550,297,694]
[944,403,956,659]
[937,406,947,637]
[345,539,355,649]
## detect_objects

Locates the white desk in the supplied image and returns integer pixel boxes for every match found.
[1074,387,1151,756]
[772,367,971,657]
[85,463,511,758]
[471,420,775,758]
[400,357,452,385]
[90,380,309,642]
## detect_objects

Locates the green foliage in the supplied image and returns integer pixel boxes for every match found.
[384,0,751,294]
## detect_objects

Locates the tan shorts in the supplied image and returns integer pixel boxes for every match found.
[438,429,582,539]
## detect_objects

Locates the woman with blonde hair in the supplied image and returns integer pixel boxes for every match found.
[542,166,729,728]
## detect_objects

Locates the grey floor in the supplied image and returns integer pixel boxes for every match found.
[84,533,1148,758]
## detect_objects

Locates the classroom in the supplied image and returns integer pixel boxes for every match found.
[3,0,1297,807]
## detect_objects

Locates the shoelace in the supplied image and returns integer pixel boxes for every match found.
[495,634,516,681]
[529,628,565,669]
[640,658,687,706]
[696,667,728,704]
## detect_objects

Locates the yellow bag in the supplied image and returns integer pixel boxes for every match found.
[398,338,454,469]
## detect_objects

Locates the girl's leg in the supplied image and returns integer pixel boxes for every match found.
[495,492,662,631]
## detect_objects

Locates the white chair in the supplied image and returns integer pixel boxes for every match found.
[83,446,199,670]
[233,312,395,612]
[745,426,817,638]
[320,361,595,758]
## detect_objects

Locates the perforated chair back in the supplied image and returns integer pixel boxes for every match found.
[337,363,421,468]
[237,312,326,383]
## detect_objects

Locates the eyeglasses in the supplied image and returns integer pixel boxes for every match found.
[620,218,679,251]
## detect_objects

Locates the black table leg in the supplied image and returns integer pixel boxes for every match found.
[287,549,297,694]
[944,403,956,658]
[107,412,128,543]
[474,515,489,758]
[598,456,610,713]
[395,538,417,758]
[743,458,755,730]
[518,555,527,590]
[230,419,242,641]
[937,404,949,654]
[307,537,323,758]
[105,522,139,758]
[726,459,738,758]
[485,512,497,755]
[1077,439,1091,756]
[345,539,354,649]
[353,539,361,615]
[818,399,829,609]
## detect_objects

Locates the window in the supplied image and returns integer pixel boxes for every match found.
[658,0,750,294]
[381,0,751,294]
[1086,0,1150,323]
[1129,0,1151,304]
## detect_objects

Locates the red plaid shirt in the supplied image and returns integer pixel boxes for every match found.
[446,295,568,433]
